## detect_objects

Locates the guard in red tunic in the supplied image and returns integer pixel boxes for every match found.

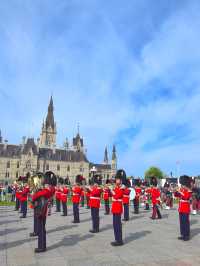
[31,171,56,253]
[89,176,102,233]
[55,183,62,212]
[85,188,90,209]
[174,175,192,241]
[123,180,131,221]
[103,180,111,215]
[72,175,83,223]
[59,178,69,216]
[19,176,30,218]
[147,177,162,219]
[15,180,21,211]
[133,179,141,214]
[111,169,125,246]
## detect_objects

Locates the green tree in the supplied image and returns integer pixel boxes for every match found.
[144,166,164,180]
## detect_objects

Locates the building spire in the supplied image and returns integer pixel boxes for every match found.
[112,144,117,160]
[0,129,2,143]
[45,96,55,129]
[104,146,109,164]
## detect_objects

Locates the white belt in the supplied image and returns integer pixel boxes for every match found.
[123,195,130,198]
[90,196,100,200]
[112,198,122,202]
[73,193,80,196]
[180,199,190,203]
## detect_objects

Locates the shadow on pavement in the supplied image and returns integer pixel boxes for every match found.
[0,228,27,237]
[190,228,200,239]
[47,224,78,234]
[0,219,20,226]
[129,215,145,221]
[190,219,198,226]
[47,233,94,251]
[125,230,152,244]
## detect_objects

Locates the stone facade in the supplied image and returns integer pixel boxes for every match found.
[0,97,117,183]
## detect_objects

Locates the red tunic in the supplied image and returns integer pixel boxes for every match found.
[89,186,102,208]
[55,187,62,200]
[147,187,161,205]
[111,186,124,214]
[174,188,192,214]
[123,187,130,204]
[72,186,82,204]
[103,187,111,201]
[135,187,142,200]
[20,186,30,202]
[60,186,69,203]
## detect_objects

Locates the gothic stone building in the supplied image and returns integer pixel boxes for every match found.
[0,97,117,183]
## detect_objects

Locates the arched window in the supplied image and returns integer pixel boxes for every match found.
[107,174,109,179]
[67,165,70,172]
[17,161,20,168]
[57,164,60,171]
[46,164,49,170]
[7,161,10,168]
[16,172,19,178]
[26,161,31,169]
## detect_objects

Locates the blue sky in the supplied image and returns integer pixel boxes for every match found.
[0,0,200,176]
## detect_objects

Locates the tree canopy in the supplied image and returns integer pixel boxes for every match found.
[144,166,164,179]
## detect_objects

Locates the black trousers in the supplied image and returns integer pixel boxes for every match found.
[91,207,99,231]
[73,203,80,222]
[15,198,20,210]
[34,208,38,235]
[133,198,139,214]
[56,199,61,212]
[113,214,122,243]
[123,203,129,220]
[21,201,27,217]
[62,202,68,216]
[179,213,190,238]
[38,217,46,250]
[104,200,110,214]
[152,204,162,219]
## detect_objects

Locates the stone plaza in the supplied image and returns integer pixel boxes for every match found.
[1,205,200,266]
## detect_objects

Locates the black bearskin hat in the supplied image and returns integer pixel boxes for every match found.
[179,175,191,188]
[115,169,127,185]
[44,171,57,186]
[64,177,70,185]
[125,179,131,188]
[133,179,141,187]
[59,177,64,185]
[76,175,83,185]
[106,179,111,184]
[150,176,158,187]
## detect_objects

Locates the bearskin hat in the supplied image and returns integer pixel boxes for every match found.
[115,169,127,185]
[44,171,57,186]
[179,175,191,188]
[64,177,70,185]
[59,177,64,185]
[106,179,111,184]
[125,179,131,188]
[150,176,158,187]
[133,179,141,187]
[76,175,83,185]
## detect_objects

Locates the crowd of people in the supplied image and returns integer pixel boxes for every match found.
[6,171,199,253]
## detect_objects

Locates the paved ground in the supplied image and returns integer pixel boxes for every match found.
[0,204,200,266]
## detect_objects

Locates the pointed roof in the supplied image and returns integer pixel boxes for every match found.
[104,146,108,163]
[112,145,117,160]
[45,96,55,129]
[0,130,2,143]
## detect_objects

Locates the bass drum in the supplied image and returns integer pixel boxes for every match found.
[130,187,136,200]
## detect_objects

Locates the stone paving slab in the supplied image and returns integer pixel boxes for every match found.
[0,205,200,266]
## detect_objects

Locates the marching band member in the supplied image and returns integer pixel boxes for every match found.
[111,169,125,246]
[14,180,21,211]
[60,178,69,216]
[123,179,131,221]
[85,187,91,209]
[55,183,62,212]
[103,180,111,215]
[72,175,83,223]
[19,176,30,218]
[30,171,56,253]
[133,179,141,214]
[147,177,162,220]
[174,175,192,241]
[89,175,102,233]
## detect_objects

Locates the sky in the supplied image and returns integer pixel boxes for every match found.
[0,0,200,177]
